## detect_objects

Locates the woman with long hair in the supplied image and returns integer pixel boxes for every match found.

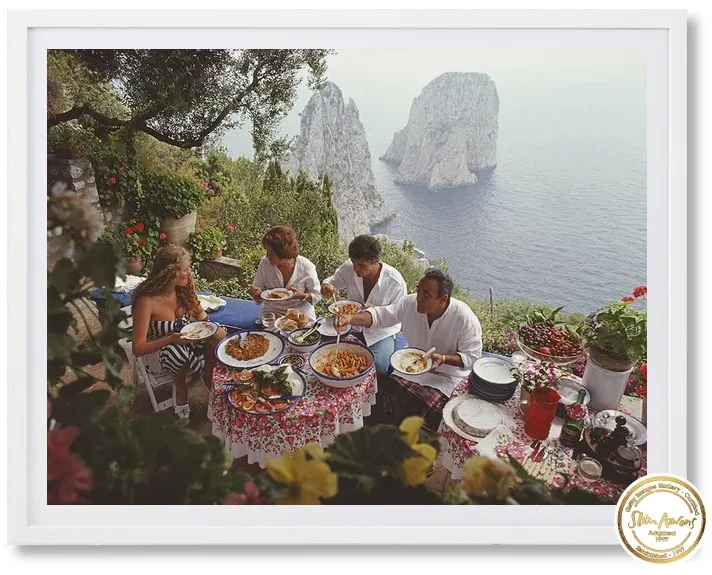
[131,245,226,419]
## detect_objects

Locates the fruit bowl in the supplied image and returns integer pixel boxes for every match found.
[515,329,583,366]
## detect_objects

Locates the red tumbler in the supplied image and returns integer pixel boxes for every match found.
[524,387,561,440]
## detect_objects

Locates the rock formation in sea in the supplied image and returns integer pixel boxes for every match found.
[286,82,394,242]
[380,72,499,191]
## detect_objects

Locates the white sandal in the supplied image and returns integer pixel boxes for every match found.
[174,404,190,420]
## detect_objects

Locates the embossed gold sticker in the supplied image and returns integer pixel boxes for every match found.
[616,474,706,563]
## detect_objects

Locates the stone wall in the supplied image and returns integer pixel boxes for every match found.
[199,256,244,281]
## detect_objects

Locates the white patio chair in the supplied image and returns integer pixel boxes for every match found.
[118,338,208,413]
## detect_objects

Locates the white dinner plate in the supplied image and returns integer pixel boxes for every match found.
[442,394,514,443]
[260,288,293,301]
[215,330,285,369]
[179,321,218,341]
[317,316,352,337]
[327,300,364,315]
[390,347,434,376]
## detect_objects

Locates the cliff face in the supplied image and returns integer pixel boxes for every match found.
[286,82,393,242]
[381,72,499,191]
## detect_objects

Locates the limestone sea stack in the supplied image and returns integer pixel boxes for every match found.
[380,72,499,191]
[286,82,394,242]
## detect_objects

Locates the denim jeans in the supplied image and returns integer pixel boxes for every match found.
[368,335,396,375]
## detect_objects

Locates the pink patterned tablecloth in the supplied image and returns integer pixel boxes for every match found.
[439,379,647,501]
[208,342,377,468]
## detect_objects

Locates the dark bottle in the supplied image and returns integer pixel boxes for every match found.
[559,389,587,448]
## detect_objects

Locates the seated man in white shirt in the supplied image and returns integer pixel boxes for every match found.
[322,235,407,374]
[335,267,483,431]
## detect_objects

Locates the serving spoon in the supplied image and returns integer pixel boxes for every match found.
[292,318,323,344]
[408,347,436,371]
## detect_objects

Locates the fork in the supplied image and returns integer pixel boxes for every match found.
[239,326,251,349]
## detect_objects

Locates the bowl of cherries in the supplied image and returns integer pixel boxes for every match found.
[515,307,584,366]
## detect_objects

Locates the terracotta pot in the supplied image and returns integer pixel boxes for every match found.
[124,257,144,275]
[160,210,197,249]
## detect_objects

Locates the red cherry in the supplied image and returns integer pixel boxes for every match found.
[539,347,552,355]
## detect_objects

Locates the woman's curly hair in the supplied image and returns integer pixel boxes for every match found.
[131,245,202,318]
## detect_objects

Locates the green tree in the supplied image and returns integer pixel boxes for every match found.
[48,49,333,157]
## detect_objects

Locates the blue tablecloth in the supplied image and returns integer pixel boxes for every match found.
[90,289,261,330]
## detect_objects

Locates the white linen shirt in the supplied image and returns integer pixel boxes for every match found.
[367,294,483,397]
[252,255,322,319]
[324,261,407,347]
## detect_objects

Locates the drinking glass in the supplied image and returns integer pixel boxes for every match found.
[261,312,276,330]
[524,387,561,440]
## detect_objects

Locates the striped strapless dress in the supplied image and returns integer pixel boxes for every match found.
[148,313,205,375]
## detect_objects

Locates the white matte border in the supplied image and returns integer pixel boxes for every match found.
[7,9,687,546]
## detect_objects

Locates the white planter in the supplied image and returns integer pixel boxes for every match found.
[582,354,635,411]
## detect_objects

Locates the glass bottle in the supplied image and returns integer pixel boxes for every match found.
[559,389,587,448]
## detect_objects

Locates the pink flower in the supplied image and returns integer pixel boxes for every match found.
[118,167,125,175]
[225,222,235,233]
[208,189,215,196]
[47,426,93,505]
[109,177,117,185]
[159,232,167,240]
[621,296,635,303]
[200,181,209,189]
[223,492,248,505]
[633,285,647,298]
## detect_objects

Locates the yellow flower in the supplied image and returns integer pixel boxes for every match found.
[399,415,424,445]
[266,442,338,505]
[398,416,437,486]
[462,456,516,499]
[401,443,437,487]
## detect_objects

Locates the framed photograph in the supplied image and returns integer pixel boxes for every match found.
[8,9,686,545]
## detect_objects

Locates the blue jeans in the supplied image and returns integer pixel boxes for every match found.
[369,335,396,375]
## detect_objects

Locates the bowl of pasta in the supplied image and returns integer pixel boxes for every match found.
[308,342,374,389]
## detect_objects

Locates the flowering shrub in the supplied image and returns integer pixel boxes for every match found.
[625,362,647,398]
[114,220,160,262]
[511,361,563,393]
[582,286,647,362]
[188,225,227,261]
[143,168,205,220]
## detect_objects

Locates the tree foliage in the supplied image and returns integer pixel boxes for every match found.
[48,49,333,156]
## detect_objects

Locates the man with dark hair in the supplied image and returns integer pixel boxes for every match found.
[322,235,407,373]
[336,267,482,430]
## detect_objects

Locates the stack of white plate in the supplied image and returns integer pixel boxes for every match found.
[468,357,517,402]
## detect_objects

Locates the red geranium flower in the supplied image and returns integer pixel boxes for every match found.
[109,177,117,184]
[639,362,647,380]
[139,237,147,246]
[47,426,93,505]
[621,296,635,302]
[134,222,145,232]
[159,232,167,240]
[633,285,647,298]
[118,167,125,175]
[125,227,134,235]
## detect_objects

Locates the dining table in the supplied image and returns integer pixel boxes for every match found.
[439,371,647,501]
[208,333,378,468]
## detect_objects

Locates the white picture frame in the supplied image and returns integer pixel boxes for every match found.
[7,8,687,546]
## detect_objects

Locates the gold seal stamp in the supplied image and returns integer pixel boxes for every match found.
[616,474,706,563]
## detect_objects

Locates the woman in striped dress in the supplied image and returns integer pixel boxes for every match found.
[131,245,226,419]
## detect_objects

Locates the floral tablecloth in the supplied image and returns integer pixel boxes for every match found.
[208,339,377,468]
[438,379,647,501]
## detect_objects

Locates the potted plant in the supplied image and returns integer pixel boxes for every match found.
[117,220,160,274]
[188,225,227,262]
[580,287,647,410]
[143,169,205,249]
[511,361,563,415]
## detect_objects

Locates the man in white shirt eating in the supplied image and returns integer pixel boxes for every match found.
[335,267,483,430]
[322,235,407,373]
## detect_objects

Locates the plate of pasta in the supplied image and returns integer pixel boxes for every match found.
[308,342,374,389]
[215,330,284,369]
[327,300,364,316]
